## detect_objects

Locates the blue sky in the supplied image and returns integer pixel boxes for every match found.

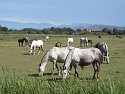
[0,0,125,26]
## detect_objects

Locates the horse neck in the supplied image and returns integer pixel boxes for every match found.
[63,50,73,69]
[104,43,108,57]
[40,50,50,67]
[27,39,31,47]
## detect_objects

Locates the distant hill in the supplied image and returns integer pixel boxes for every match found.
[0,20,125,30]
[0,20,56,30]
[58,23,125,30]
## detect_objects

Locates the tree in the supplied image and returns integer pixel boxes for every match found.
[113,28,119,35]
[1,26,8,32]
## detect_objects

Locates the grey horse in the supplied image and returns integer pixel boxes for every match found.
[61,47,103,80]
[38,46,75,76]
[80,37,88,47]
[95,42,109,64]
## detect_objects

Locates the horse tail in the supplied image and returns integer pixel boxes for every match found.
[41,45,44,53]
[104,43,108,56]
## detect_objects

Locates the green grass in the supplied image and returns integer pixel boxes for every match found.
[0,34,125,93]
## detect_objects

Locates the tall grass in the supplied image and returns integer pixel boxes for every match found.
[1,67,125,94]
[1,72,125,94]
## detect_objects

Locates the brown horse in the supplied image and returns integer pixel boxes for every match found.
[29,38,37,43]
[55,42,62,47]
[18,38,25,47]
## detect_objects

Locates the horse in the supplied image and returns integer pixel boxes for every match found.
[18,38,25,47]
[67,38,73,46]
[38,46,75,76]
[45,36,49,41]
[29,40,44,55]
[24,37,30,46]
[98,36,101,39]
[55,42,62,48]
[95,42,109,64]
[29,38,37,43]
[25,37,37,47]
[80,37,88,47]
[61,47,103,80]
[88,40,93,47]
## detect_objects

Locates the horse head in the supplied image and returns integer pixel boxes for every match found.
[38,63,45,76]
[60,66,67,80]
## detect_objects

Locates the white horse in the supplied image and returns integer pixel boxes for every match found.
[29,40,44,55]
[80,37,88,47]
[67,38,73,46]
[61,47,103,80]
[45,36,49,41]
[95,42,109,64]
[38,46,75,76]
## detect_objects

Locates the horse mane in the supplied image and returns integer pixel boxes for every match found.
[40,49,51,65]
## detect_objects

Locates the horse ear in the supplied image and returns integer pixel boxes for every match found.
[38,63,41,66]
[64,66,66,70]
[60,66,66,70]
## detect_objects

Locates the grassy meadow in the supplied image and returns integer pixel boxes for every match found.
[0,34,125,93]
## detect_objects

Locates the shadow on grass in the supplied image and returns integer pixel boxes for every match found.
[28,73,94,82]
[28,72,60,77]
[23,53,30,55]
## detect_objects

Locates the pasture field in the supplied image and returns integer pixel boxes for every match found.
[0,34,125,93]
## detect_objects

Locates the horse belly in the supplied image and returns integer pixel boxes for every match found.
[79,58,93,66]
[56,56,65,63]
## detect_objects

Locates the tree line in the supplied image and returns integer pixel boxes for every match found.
[0,25,125,35]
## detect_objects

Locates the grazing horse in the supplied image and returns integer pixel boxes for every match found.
[88,40,93,47]
[38,46,75,76]
[55,42,62,48]
[29,40,44,55]
[80,37,88,47]
[18,38,25,47]
[61,47,103,80]
[95,42,109,64]
[67,38,73,46]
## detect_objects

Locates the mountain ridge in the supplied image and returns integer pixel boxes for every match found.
[0,20,125,30]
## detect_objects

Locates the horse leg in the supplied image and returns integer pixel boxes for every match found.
[33,47,35,55]
[21,42,23,47]
[52,60,57,75]
[41,45,44,54]
[92,62,100,80]
[55,63,60,76]
[68,64,72,75]
[75,68,79,78]
[19,42,20,46]
[72,62,79,78]
[38,47,41,54]
[80,41,82,47]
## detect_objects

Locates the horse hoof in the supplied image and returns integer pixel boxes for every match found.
[97,79,99,81]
